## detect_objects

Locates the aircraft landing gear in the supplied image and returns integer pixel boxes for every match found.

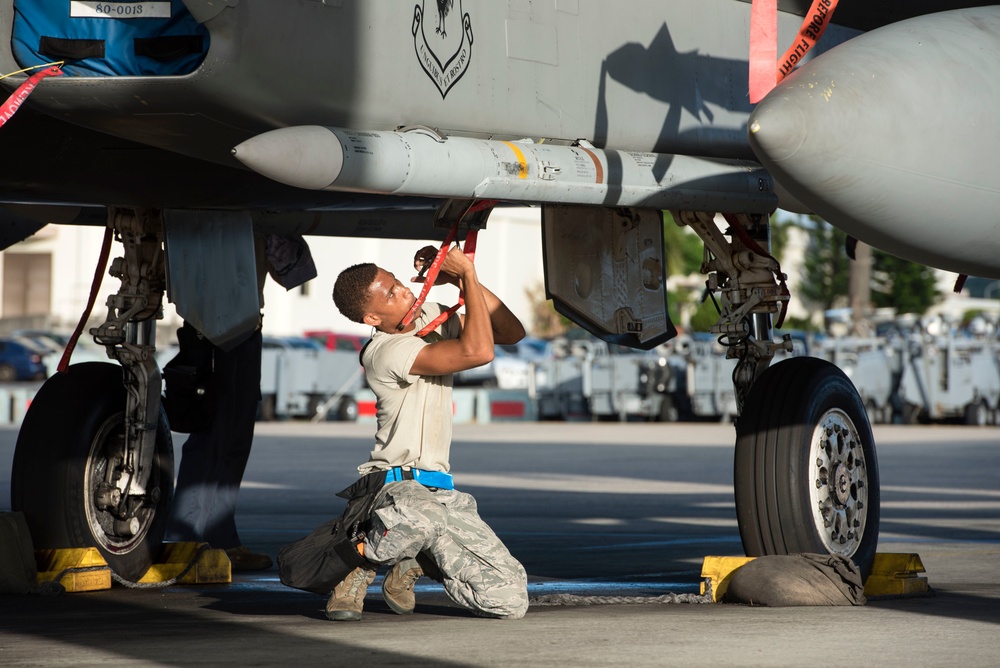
[11,363,174,581]
[734,357,879,579]
[676,210,880,579]
[11,208,172,580]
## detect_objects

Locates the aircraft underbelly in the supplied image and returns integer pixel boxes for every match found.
[0,0,852,167]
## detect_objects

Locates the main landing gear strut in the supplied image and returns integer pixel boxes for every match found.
[674,210,880,579]
[11,208,174,580]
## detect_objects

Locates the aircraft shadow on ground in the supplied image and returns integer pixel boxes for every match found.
[866,590,1000,627]
[0,589,480,665]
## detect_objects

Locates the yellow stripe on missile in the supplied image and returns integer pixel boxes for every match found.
[502,141,529,179]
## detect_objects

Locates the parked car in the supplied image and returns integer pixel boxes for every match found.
[12,329,111,375]
[304,330,367,353]
[0,336,49,381]
[11,329,69,354]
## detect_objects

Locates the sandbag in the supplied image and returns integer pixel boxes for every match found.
[722,553,867,606]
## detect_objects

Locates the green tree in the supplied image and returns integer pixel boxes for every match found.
[768,212,789,264]
[661,211,703,276]
[870,253,939,315]
[661,212,706,331]
[787,214,940,316]
[689,296,719,332]
[798,215,851,311]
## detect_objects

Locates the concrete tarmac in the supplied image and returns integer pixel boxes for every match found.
[1,421,999,667]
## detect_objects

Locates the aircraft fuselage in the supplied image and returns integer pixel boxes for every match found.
[0,1,855,168]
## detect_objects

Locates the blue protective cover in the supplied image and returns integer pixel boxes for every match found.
[12,1,209,76]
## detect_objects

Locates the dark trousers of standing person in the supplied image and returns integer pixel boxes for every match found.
[165,328,267,565]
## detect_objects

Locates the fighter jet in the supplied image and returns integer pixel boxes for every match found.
[1,0,997,583]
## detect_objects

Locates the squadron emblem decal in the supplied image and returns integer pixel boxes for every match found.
[412,1,474,99]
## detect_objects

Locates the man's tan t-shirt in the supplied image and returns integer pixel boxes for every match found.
[358,303,462,475]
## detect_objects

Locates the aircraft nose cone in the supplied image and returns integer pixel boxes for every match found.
[748,95,808,165]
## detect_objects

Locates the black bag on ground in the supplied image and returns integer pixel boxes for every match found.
[277,471,385,594]
[162,323,215,434]
[722,553,867,606]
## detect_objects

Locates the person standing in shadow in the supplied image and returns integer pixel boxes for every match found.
[164,233,316,571]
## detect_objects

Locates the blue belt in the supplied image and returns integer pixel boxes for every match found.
[384,467,454,490]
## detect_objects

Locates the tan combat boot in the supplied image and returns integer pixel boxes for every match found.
[381,557,423,615]
[325,566,375,621]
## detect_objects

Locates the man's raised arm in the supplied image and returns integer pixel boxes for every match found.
[410,246,496,377]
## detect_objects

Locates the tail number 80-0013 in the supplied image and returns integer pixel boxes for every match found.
[69,1,172,19]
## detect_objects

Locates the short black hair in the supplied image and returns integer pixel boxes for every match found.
[332,263,378,323]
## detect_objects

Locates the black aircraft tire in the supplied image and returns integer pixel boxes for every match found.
[734,357,880,581]
[11,362,174,581]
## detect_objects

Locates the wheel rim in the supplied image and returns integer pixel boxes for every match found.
[83,413,159,555]
[808,407,870,558]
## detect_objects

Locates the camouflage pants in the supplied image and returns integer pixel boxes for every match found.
[363,480,528,619]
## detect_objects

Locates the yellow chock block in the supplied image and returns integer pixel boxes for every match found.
[35,548,112,593]
[863,553,929,597]
[700,556,756,602]
[138,541,231,585]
